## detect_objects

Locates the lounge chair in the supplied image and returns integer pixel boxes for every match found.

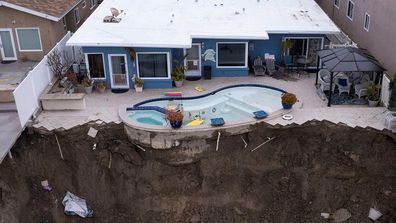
[253,57,266,76]
[265,58,276,76]
[318,69,335,92]
[335,75,351,95]
[384,111,396,131]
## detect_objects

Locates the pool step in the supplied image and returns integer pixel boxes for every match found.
[184,96,228,112]
[223,95,262,115]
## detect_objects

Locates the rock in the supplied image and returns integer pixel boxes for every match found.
[190,214,200,223]
[384,190,391,196]
[332,208,352,222]
[234,207,244,215]
[349,153,360,162]
[350,195,358,202]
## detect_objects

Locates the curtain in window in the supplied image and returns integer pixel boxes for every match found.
[138,54,168,78]
[88,54,105,78]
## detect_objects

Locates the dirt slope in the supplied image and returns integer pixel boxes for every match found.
[0,121,395,223]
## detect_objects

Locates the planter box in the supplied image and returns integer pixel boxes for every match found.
[40,93,86,110]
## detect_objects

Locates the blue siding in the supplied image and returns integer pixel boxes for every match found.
[82,33,326,89]
[82,47,173,89]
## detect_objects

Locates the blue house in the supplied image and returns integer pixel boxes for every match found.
[67,0,339,89]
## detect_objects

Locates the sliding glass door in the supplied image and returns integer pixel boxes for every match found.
[283,37,323,68]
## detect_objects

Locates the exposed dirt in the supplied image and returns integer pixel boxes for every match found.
[0,121,395,223]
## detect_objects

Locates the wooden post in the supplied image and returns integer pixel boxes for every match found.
[54,134,64,160]
[327,72,334,107]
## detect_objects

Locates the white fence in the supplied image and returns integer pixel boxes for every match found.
[13,31,81,128]
[381,73,391,108]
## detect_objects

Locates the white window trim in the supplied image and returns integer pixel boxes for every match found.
[90,0,96,10]
[347,0,354,21]
[82,1,87,8]
[364,13,370,32]
[334,0,340,9]
[74,8,80,24]
[15,27,43,52]
[216,42,248,69]
[183,43,202,76]
[84,53,107,80]
[108,54,129,89]
[136,52,171,80]
[0,28,18,60]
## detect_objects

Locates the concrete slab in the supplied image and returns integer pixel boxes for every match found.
[0,61,37,86]
[0,112,22,162]
[33,74,391,132]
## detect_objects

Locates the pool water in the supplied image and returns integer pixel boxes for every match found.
[127,85,284,127]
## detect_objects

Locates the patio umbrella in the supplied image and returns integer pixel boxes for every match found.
[317,47,385,72]
[316,47,385,107]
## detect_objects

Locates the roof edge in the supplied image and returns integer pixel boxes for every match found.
[0,0,76,22]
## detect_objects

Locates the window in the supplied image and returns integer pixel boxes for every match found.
[217,43,247,67]
[86,54,105,78]
[347,0,354,20]
[82,1,86,8]
[90,0,96,9]
[137,53,169,78]
[15,28,42,51]
[364,13,370,31]
[62,17,67,31]
[334,0,340,8]
[74,8,80,24]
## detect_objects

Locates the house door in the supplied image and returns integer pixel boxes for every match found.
[0,29,17,61]
[184,43,201,77]
[109,55,129,89]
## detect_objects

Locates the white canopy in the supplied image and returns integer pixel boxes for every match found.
[67,0,339,48]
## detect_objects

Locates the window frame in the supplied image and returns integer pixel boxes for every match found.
[364,13,370,32]
[136,52,171,80]
[90,0,96,9]
[82,0,86,8]
[15,27,43,52]
[347,0,355,21]
[216,42,248,69]
[85,53,106,79]
[74,8,80,24]
[334,0,340,8]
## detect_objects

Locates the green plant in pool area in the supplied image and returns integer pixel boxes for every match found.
[281,92,298,105]
[166,110,184,123]
[134,76,144,87]
[367,83,381,101]
[82,78,93,87]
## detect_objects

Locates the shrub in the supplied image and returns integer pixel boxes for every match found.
[281,92,298,105]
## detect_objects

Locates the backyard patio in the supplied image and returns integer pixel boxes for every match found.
[33,73,389,131]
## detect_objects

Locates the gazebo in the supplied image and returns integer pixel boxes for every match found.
[316,47,385,107]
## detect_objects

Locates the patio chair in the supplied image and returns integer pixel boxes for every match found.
[354,81,371,98]
[335,75,351,95]
[253,57,266,76]
[318,69,335,92]
[384,111,396,131]
[265,58,276,76]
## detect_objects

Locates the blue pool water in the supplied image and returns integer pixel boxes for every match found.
[127,85,285,127]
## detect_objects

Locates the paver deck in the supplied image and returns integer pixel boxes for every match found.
[33,74,390,132]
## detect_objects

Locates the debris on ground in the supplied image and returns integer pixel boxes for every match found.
[368,208,382,221]
[62,191,94,218]
[320,212,330,219]
[87,127,98,138]
[41,180,52,192]
[332,208,352,222]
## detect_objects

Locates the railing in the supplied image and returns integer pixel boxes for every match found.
[12,31,81,128]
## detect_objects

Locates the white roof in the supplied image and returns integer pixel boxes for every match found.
[67,0,339,48]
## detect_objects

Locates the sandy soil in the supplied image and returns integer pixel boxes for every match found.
[0,121,395,223]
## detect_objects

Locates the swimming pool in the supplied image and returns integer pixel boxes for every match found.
[127,85,285,128]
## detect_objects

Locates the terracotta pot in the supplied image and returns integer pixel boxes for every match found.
[97,87,106,93]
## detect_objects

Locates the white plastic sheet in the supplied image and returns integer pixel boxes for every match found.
[62,191,94,218]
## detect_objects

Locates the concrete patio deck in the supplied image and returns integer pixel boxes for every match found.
[32,74,390,132]
[0,111,22,162]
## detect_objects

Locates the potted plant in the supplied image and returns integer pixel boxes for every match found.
[82,78,93,94]
[367,83,381,107]
[172,65,185,87]
[166,110,184,129]
[96,81,106,94]
[281,92,298,109]
[133,76,144,92]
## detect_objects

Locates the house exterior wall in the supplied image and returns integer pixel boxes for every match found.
[82,47,173,89]
[315,0,396,73]
[64,0,99,32]
[0,6,66,61]
[82,33,326,89]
